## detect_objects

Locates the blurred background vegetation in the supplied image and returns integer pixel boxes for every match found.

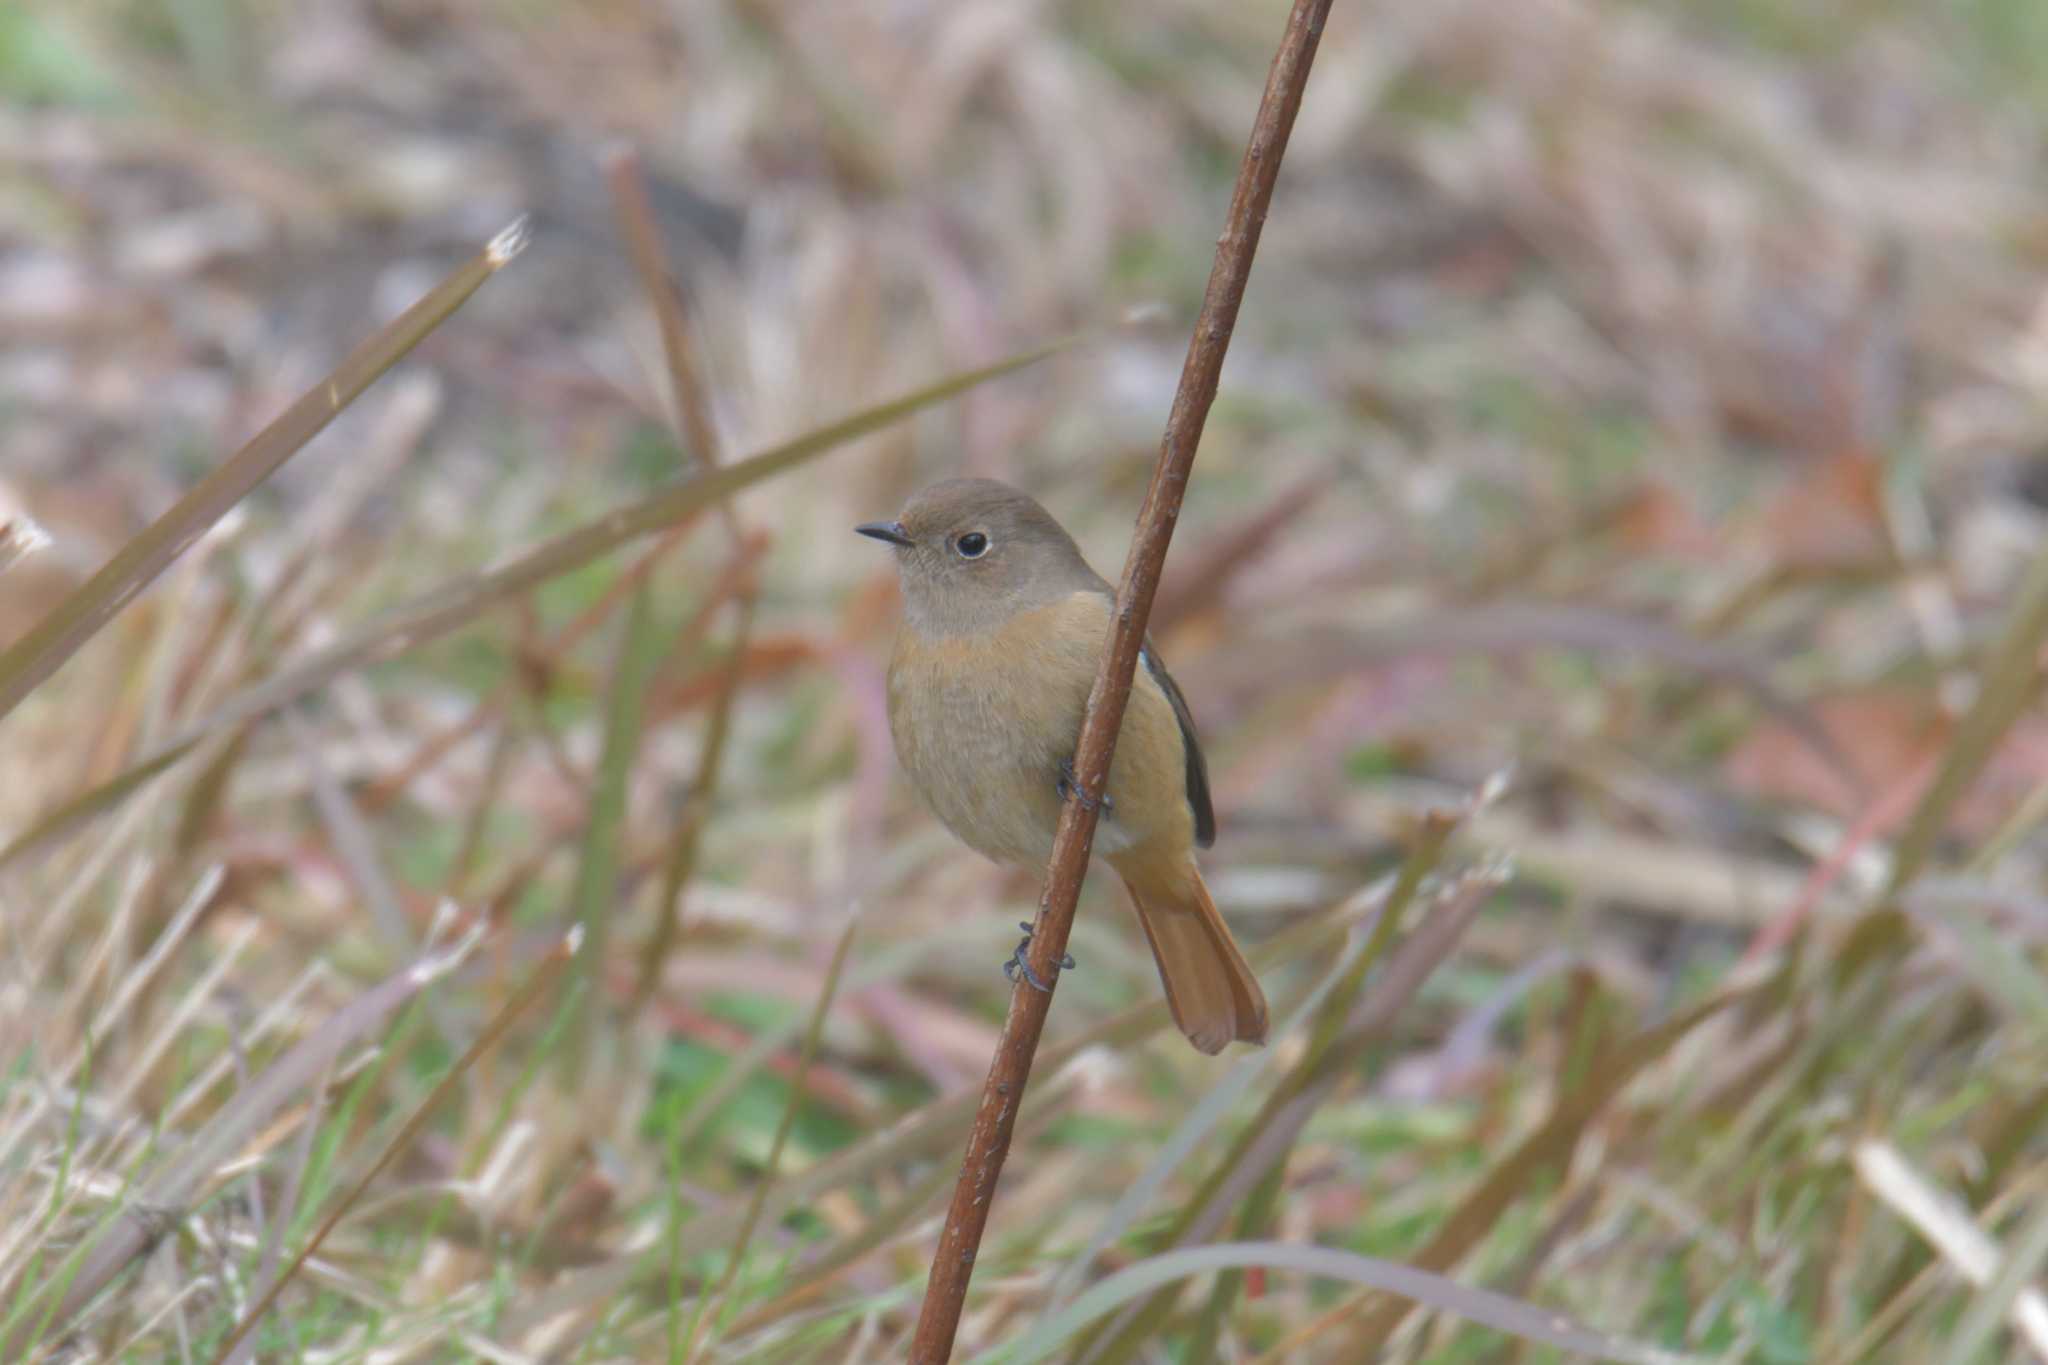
[6,0,2048,1360]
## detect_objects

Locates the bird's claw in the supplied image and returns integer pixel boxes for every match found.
[1058,762,1112,815]
[1002,920,1075,993]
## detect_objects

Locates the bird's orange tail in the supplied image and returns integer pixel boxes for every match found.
[1113,851,1268,1055]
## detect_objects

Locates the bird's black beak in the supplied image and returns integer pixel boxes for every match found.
[855,520,914,548]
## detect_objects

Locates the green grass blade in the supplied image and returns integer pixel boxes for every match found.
[207,926,580,1365]
[0,336,1069,872]
[0,737,200,869]
[637,589,754,1007]
[492,899,1370,1342]
[1339,982,1758,1354]
[568,585,665,1072]
[0,218,529,721]
[1888,541,2048,893]
[1081,888,1487,1360]
[179,335,1069,735]
[0,926,487,1356]
[1076,822,1472,1361]
[990,1242,1699,1365]
[1044,907,1375,1312]
[675,917,859,1362]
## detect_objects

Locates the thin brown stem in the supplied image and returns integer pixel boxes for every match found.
[634,589,756,1008]
[604,146,768,1008]
[906,1,1333,1358]
[207,928,580,1365]
[604,146,741,541]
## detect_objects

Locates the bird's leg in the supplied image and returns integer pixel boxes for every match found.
[1002,920,1076,993]
[1058,760,1113,816]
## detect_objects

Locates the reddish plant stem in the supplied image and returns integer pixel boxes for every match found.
[603,146,767,1009]
[604,146,742,542]
[906,1,1333,1359]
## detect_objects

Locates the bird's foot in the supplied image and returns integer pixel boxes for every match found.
[1002,920,1075,993]
[1058,761,1112,815]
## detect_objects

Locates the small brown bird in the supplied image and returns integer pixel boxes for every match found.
[858,478,1268,1054]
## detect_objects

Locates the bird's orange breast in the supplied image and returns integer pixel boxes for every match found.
[885,592,1195,868]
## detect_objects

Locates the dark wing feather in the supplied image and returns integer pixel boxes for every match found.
[1141,638,1216,848]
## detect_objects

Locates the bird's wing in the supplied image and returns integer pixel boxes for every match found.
[1141,639,1215,849]
[1073,577,1217,848]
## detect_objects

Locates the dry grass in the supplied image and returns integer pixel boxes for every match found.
[5,0,2048,1360]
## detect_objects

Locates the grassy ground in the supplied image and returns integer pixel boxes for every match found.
[5,1,2048,1360]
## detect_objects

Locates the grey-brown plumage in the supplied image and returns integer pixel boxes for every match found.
[858,478,1267,1054]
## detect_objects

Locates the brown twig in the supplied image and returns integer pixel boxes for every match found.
[604,146,767,1008]
[906,2,1333,1358]
[634,590,755,1007]
[604,146,739,535]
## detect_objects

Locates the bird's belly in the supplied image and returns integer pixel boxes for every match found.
[887,649,1155,867]
[888,674,1069,866]
[886,607,1180,870]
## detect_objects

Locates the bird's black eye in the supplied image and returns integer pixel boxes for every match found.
[955,532,990,559]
